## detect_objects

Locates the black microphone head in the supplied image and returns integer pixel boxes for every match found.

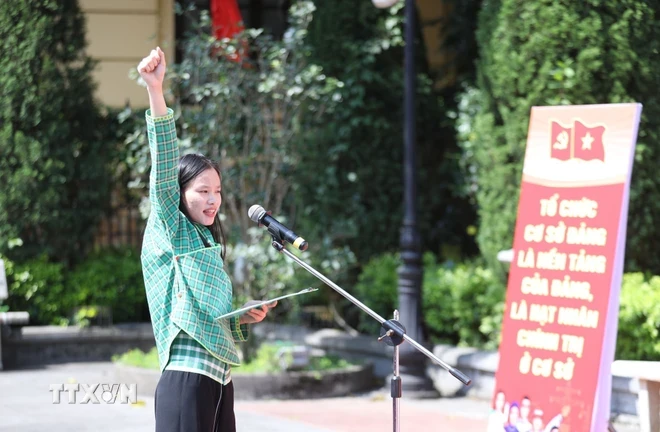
[248,205,267,223]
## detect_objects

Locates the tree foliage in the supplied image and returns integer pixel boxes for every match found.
[0,0,115,267]
[459,0,660,278]
[295,0,479,265]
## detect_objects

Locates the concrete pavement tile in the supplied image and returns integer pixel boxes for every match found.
[0,362,358,432]
[236,397,490,432]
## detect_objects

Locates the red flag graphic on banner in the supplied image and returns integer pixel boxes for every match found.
[573,120,605,162]
[550,121,572,161]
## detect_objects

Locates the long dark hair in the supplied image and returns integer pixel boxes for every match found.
[178,153,227,260]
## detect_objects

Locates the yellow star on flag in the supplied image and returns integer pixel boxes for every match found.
[581,132,594,150]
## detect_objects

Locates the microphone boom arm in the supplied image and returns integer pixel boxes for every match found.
[269,238,472,386]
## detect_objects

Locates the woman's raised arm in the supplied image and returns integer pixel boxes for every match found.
[138,48,180,238]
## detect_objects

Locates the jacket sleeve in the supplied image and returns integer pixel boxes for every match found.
[146,108,180,238]
[229,317,249,342]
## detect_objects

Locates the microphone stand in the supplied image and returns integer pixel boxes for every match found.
[269,237,472,432]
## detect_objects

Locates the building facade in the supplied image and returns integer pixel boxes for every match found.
[80,0,292,108]
[79,0,175,108]
[80,0,449,108]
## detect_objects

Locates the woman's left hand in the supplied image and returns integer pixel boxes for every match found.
[238,300,278,325]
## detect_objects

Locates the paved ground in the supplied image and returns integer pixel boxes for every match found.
[0,362,337,432]
[238,396,491,432]
[0,362,640,432]
[0,362,490,432]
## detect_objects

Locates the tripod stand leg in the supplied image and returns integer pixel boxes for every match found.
[392,373,401,432]
[391,311,402,432]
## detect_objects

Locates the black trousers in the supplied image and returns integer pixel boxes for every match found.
[154,370,236,432]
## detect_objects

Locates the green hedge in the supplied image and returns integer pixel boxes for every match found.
[352,252,400,334]
[0,0,119,268]
[616,273,660,360]
[460,1,660,279]
[355,253,660,359]
[67,248,148,324]
[2,254,69,325]
[422,256,505,350]
[354,252,505,349]
[2,247,147,326]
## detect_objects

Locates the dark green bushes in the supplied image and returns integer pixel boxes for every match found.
[2,247,146,326]
[460,0,660,278]
[0,0,118,267]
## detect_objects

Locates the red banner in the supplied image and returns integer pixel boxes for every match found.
[489,104,642,432]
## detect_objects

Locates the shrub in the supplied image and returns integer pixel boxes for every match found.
[353,252,660,357]
[616,273,660,360]
[112,347,160,370]
[352,252,400,334]
[460,1,660,279]
[2,254,69,325]
[423,258,505,350]
[67,247,147,324]
[0,0,116,267]
[3,247,147,326]
[353,252,505,348]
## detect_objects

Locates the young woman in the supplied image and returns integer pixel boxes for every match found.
[137,47,276,432]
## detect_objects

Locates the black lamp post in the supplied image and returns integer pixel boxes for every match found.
[373,0,439,397]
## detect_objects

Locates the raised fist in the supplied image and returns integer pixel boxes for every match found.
[137,47,166,90]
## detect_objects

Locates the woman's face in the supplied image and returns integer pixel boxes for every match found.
[183,168,222,226]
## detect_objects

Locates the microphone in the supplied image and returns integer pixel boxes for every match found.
[248,205,309,251]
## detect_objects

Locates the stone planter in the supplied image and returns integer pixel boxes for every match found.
[113,362,378,400]
[233,363,377,400]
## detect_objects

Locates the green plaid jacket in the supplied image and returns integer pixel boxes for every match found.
[140,108,248,371]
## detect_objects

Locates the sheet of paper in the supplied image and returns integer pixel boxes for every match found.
[214,287,319,321]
